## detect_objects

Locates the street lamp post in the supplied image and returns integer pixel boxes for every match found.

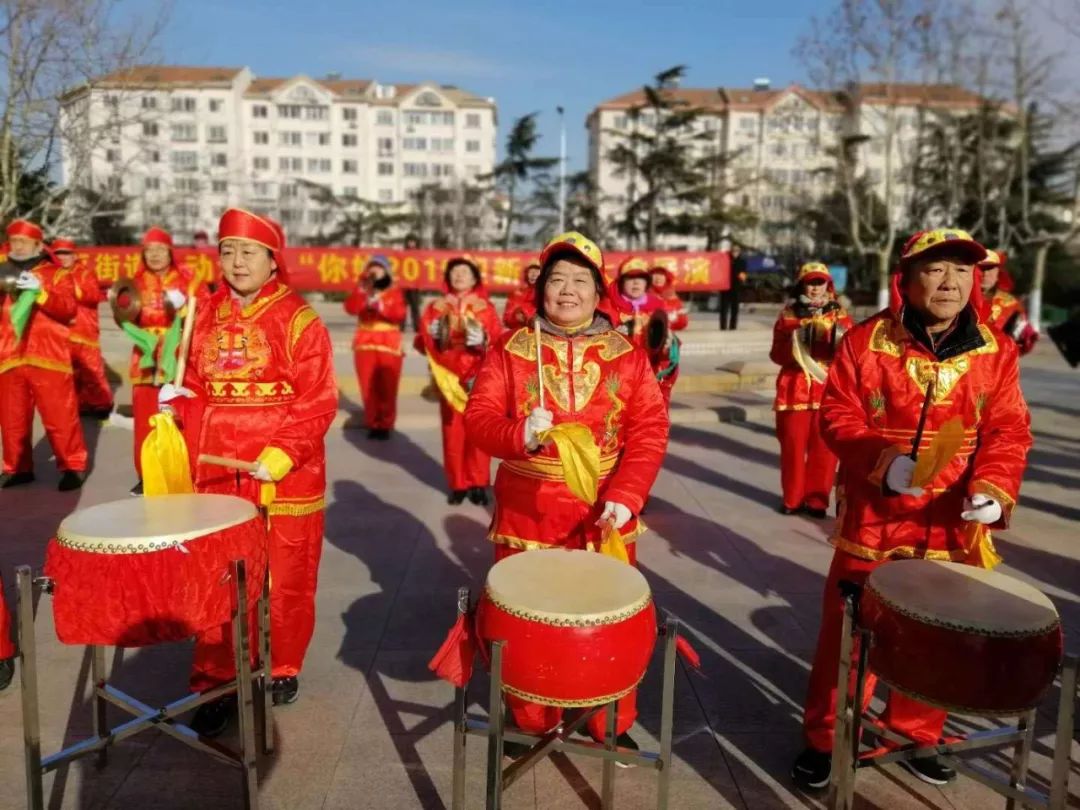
[557,105,566,234]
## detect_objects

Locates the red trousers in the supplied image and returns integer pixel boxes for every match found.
[191,511,325,691]
[0,366,87,474]
[0,575,14,659]
[803,551,948,752]
[493,544,639,743]
[355,349,402,430]
[440,399,490,491]
[776,409,838,511]
[71,342,113,413]
[131,384,160,478]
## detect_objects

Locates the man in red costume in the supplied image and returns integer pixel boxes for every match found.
[791,229,1032,791]
[978,249,1039,356]
[466,230,670,754]
[53,238,113,418]
[344,255,406,439]
[770,263,853,517]
[418,255,501,505]
[649,265,688,404]
[0,219,87,490]
[125,227,202,495]
[161,208,338,736]
[502,260,541,328]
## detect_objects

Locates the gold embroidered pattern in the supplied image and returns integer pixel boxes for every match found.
[904,326,999,403]
[0,357,73,375]
[206,379,295,405]
[500,677,645,709]
[868,318,905,357]
[287,306,319,360]
[830,535,967,563]
[602,374,624,452]
[201,320,272,380]
[215,283,290,321]
[869,389,886,425]
[268,497,325,517]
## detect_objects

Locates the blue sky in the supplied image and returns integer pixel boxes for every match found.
[126,0,815,172]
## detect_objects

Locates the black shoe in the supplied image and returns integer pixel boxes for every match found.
[0,472,35,489]
[502,739,533,759]
[58,471,84,491]
[900,755,956,786]
[84,407,112,420]
[271,676,299,706]
[467,486,489,505]
[0,657,14,691]
[447,490,468,505]
[614,731,640,769]
[129,480,143,497]
[376,429,392,440]
[791,748,832,792]
[803,507,828,519]
[190,696,235,738]
[778,504,800,516]
[366,428,378,440]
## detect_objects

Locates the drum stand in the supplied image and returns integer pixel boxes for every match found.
[448,588,679,810]
[830,591,1079,810]
[15,559,275,810]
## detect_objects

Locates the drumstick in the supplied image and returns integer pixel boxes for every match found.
[198,454,260,473]
[173,288,198,386]
[910,377,936,460]
[534,319,545,411]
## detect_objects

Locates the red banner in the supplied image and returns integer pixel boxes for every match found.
[34,247,731,293]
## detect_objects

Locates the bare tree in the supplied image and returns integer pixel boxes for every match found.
[0,0,169,229]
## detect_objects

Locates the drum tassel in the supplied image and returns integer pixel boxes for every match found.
[429,606,477,689]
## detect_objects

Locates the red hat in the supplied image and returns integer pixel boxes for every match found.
[52,238,77,253]
[539,231,604,275]
[899,228,986,266]
[217,208,287,275]
[617,256,650,280]
[142,227,173,248]
[649,265,675,288]
[6,219,44,242]
[796,262,832,284]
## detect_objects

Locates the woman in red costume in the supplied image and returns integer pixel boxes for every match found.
[160,208,338,736]
[465,230,670,753]
[417,255,501,505]
[600,257,666,348]
[502,260,541,328]
[53,238,113,418]
[125,227,204,495]
[649,265,688,404]
[770,263,853,517]
[791,230,1032,792]
[978,249,1039,356]
[344,255,406,439]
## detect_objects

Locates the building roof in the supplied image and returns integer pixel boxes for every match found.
[90,65,245,88]
[852,83,986,108]
[593,86,728,114]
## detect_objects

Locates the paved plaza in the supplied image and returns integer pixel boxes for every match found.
[0,311,1077,809]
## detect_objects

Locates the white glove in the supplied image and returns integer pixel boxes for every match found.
[885,454,923,497]
[251,463,274,482]
[15,271,41,292]
[427,319,443,340]
[961,494,1002,525]
[164,288,186,310]
[598,501,633,531]
[158,383,195,412]
[465,322,486,347]
[524,407,553,451]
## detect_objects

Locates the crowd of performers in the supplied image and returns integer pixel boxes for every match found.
[0,214,1042,789]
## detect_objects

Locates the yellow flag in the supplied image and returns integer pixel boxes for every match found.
[537,422,601,505]
[597,522,631,564]
[428,357,469,414]
[964,523,1003,569]
[140,413,194,496]
[912,416,966,488]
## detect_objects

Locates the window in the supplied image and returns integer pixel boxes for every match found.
[170,123,197,142]
[342,159,358,173]
[253,157,270,171]
[376,110,394,126]
[170,151,197,172]
[279,131,302,146]
[378,162,394,176]
[342,133,358,147]
[281,209,302,224]
[304,132,330,147]
[141,96,157,109]
[253,131,269,145]
[170,96,196,113]
[343,186,358,197]
[149,150,161,163]
[304,106,328,121]
[281,184,299,199]
[252,182,271,197]
[207,126,227,143]
[209,99,223,113]
[305,158,331,173]
[145,176,160,191]
[433,164,454,178]
[465,140,480,153]
[277,104,301,119]
[106,148,121,163]
[769,142,786,157]
[403,137,427,150]
[404,111,425,126]
[142,122,159,137]
[431,137,454,151]
[403,162,427,177]
[466,113,481,128]
[174,177,200,193]
[308,210,332,225]
[278,157,302,172]
[342,106,358,121]
[149,205,163,219]
[252,104,268,118]
[211,153,227,167]
[613,115,628,130]
[378,189,393,202]
[377,137,393,156]
[437,111,454,125]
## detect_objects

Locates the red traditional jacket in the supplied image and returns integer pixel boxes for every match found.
[417,289,502,383]
[770,300,854,411]
[177,280,338,517]
[128,264,203,385]
[660,291,689,332]
[599,287,667,353]
[464,315,670,550]
[344,285,407,356]
[71,261,104,346]
[985,290,1039,356]
[502,285,537,329]
[0,258,77,376]
[821,278,1031,562]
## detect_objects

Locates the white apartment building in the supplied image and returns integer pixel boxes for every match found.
[59,65,498,243]
[587,81,990,253]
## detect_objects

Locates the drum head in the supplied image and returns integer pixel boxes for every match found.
[486,549,650,624]
[867,560,1059,635]
[57,494,258,553]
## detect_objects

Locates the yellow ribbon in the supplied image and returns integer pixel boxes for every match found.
[963,522,1003,569]
[428,357,469,414]
[912,416,966,488]
[536,422,601,506]
[140,413,194,495]
[595,522,631,563]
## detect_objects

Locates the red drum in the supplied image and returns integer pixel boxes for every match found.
[44,494,266,647]
[863,559,1063,715]
[475,549,656,707]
